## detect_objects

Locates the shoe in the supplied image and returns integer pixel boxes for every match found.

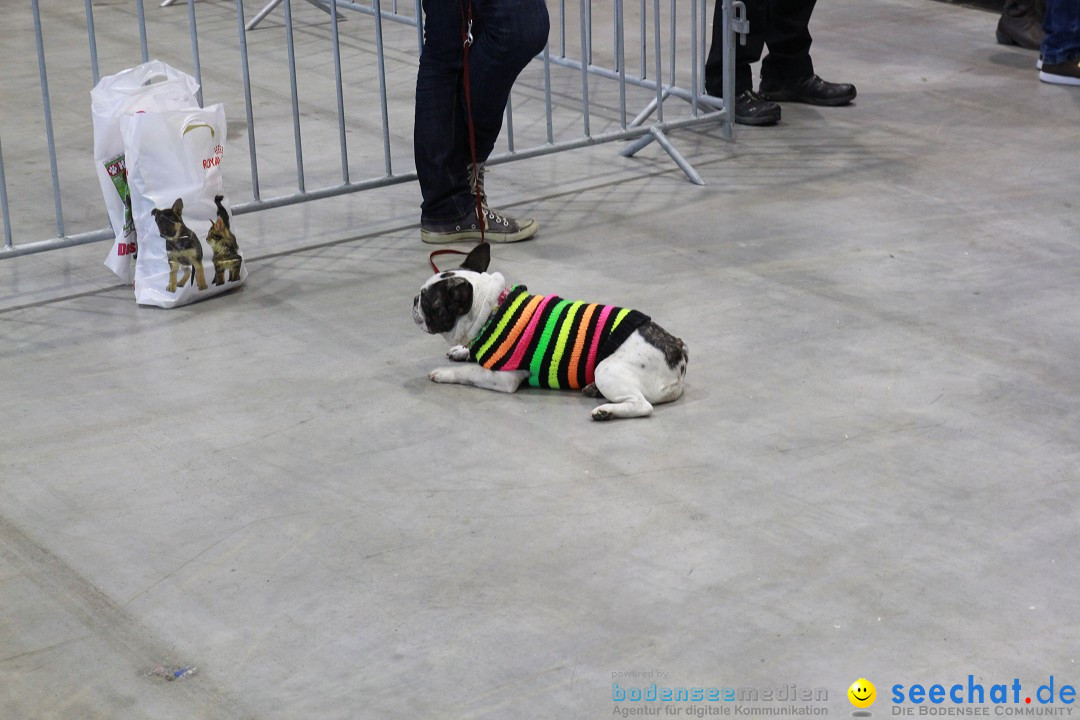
[1037,55,1043,70]
[1039,58,1080,86]
[996,0,1045,51]
[421,163,539,244]
[759,74,857,106]
[731,89,781,126]
[421,207,538,244]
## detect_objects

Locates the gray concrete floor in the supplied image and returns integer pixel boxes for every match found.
[3,0,1080,718]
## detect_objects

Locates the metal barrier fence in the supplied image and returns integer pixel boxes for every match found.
[0,0,740,260]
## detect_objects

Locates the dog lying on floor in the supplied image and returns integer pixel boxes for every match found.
[412,244,688,420]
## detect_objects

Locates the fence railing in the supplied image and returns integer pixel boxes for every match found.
[0,0,739,259]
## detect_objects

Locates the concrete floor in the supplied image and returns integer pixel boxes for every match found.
[3,0,1080,718]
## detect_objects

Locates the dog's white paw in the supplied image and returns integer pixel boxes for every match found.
[429,368,459,384]
[447,345,471,362]
[591,407,615,421]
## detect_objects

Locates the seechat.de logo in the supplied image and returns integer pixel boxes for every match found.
[849,678,877,709]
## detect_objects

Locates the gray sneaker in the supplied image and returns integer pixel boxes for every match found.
[421,163,538,244]
[420,206,539,244]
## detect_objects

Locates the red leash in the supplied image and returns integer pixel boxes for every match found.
[428,248,469,274]
[460,0,485,245]
[428,0,487,274]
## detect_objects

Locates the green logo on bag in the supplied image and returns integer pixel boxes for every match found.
[104,153,135,235]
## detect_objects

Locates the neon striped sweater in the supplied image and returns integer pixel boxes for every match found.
[469,285,651,389]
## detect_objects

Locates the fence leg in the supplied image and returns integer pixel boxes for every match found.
[620,128,705,186]
[628,88,672,129]
[619,133,655,157]
[649,128,704,185]
[246,0,342,31]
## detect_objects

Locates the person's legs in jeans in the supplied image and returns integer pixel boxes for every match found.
[415,0,469,225]
[1040,0,1080,83]
[414,0,548,226]
[467,0,549,163]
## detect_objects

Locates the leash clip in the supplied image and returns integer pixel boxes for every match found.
[464,19,473,47]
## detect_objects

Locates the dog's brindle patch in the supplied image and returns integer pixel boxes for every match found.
[639,321,689,370]
[418,277,473,334]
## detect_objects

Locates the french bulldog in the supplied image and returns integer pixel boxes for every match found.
[412,243,688,420]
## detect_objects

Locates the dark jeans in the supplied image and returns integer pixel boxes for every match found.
[414,0,549,224]
[704,0,817,97]
[1042,0,1080,65]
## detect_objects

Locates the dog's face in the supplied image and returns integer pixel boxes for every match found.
[413,273,475,335]
[151,197,186,237]
[413,243,502,344]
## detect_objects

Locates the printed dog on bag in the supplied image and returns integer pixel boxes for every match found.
[152,198,208,293]
[206,195,242,286]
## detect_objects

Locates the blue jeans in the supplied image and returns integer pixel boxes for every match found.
[1042,0,1080,66]
[414,0,549,224]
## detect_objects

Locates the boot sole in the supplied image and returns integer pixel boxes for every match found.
[734,113,780,126]
[759,89,856,107]
[996,28,1043,51]
[996,29,1019,46]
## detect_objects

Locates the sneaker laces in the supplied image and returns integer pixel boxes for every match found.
[469,163,518,230]
[482,206,513,229]
[468,162,489,209]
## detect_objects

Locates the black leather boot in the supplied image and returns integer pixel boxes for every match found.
[996,0,1045,51]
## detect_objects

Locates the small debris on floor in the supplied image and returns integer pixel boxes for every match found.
[146,665,197,681]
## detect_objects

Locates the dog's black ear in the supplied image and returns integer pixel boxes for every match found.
[460,242,490,273]
[448,277,474,316]
[171,197,184,215]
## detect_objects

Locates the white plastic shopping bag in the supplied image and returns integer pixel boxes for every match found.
[122,104,247,308]
[91,60,201,283]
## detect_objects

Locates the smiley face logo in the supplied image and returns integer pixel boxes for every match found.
[848,678,876,708]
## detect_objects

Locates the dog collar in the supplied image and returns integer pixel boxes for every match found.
[482,287,512,327]
[468,285,524,350]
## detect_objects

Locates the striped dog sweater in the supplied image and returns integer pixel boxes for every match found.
[469,285,651,389]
